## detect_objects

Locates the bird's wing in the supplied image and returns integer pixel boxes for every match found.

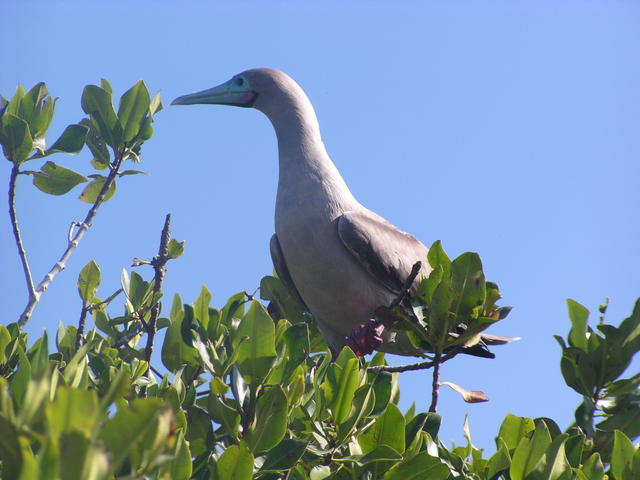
[337,210,431,295]
[269,234,309,309]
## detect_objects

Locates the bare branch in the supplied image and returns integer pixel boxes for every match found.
[8,163,36,304]
[18,151,126,327]
[389,261,422,309]
[366,350,457,374]
[140,214,172,397]
[112,323,144,348]
[75,305,89,349]
[429,352,442,412]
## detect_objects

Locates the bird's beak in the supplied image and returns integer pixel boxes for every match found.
[171,78,257,108]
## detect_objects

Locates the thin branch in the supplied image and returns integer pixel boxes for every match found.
[75,305,89,349]
[9,163,36,303]
[18,150,126,327]
[140,214,172,397]
[112,323,144,348]
[389,261,422,309]
[366,350,457,374]
[429,352,442,412]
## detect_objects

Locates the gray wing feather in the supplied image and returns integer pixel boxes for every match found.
[269,234,309,309]
[337,210,431,295]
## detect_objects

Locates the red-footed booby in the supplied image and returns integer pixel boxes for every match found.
[172,68,511,358]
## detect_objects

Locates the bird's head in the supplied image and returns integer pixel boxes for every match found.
[171,68,312,121]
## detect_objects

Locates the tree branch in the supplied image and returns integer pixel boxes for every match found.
[140,214,172,397]
[9,163,36,304]
[18,150,126,327]
[367,349,457,374]
[389,261,422,309]
[429,352,442,412]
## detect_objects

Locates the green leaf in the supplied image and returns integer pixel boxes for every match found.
[161,295,200,371]
[216,445,253,480]
[170,432,192,480]
[567,299,589,351]
[100,78,113,94]
[427,240,451,278]
[260,438,308,471]
[234,301,276,385]
[530,433,571,480]
[207,393,240,438]
[0,416,24,480]
[0,325,12,364]
[325,348,360,424]
[509,420,551,480]
[117,80,151,142]
[81,84,121,148]
[44,123,88,155]
[497,414,535,452]
[46,387,99,437]
[382,451,450,480]
[79,118,110,168]
[33,161,88,195]
[371,372,393,416]
[245,385,288,453]
[350,445,403,465]
[611,430,635,480]
[450,252,486,318]
[99,398,169,472]
[1,113,33,163]
[167,238,185,259]
[77,260,101,305]
[260,275,306,324]
[193,285,211,331]
[580,452,605,480]
[78,175,115,203]
[359,403,405,455]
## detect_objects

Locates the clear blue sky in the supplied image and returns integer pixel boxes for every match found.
[2,0,639,450]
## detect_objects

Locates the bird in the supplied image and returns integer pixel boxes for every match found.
[172,68,514,358]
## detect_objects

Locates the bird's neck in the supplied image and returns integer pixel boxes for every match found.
[265,97,357,209]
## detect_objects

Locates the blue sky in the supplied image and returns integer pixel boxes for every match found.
[2,1,639,450]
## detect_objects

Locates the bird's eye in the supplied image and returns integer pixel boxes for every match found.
[234,77,245,87]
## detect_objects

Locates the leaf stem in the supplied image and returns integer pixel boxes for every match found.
[18,148,125,327]
[9,163,36,303]
[75,305,89,349]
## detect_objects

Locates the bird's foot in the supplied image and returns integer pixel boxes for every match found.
[346,319,384,356]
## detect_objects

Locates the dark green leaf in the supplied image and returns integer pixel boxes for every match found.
[260,438,308,471]
[359,403,405,455]
[611,430,635,480]
[235,301,276,385]
[450,252,486,318]
[1,113,33,163]
[81,84,121,148]
[161,295,199,371]
[79,118,110,168]
[117,80,151,142]
[33,161,88,195]
[382,451,449,480]
[44,123,88,155]
[193,285,211,331]
[77,260,101,305]
[245,385,288,453]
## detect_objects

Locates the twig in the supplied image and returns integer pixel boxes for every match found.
[8,163,36,304]
[140,214,172,397]
[429,352,442,413]
[112,323,144,348]
[18,150,126,327]
[389,261,422,309]
[366,350,457,373]
[75,305,89,349]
